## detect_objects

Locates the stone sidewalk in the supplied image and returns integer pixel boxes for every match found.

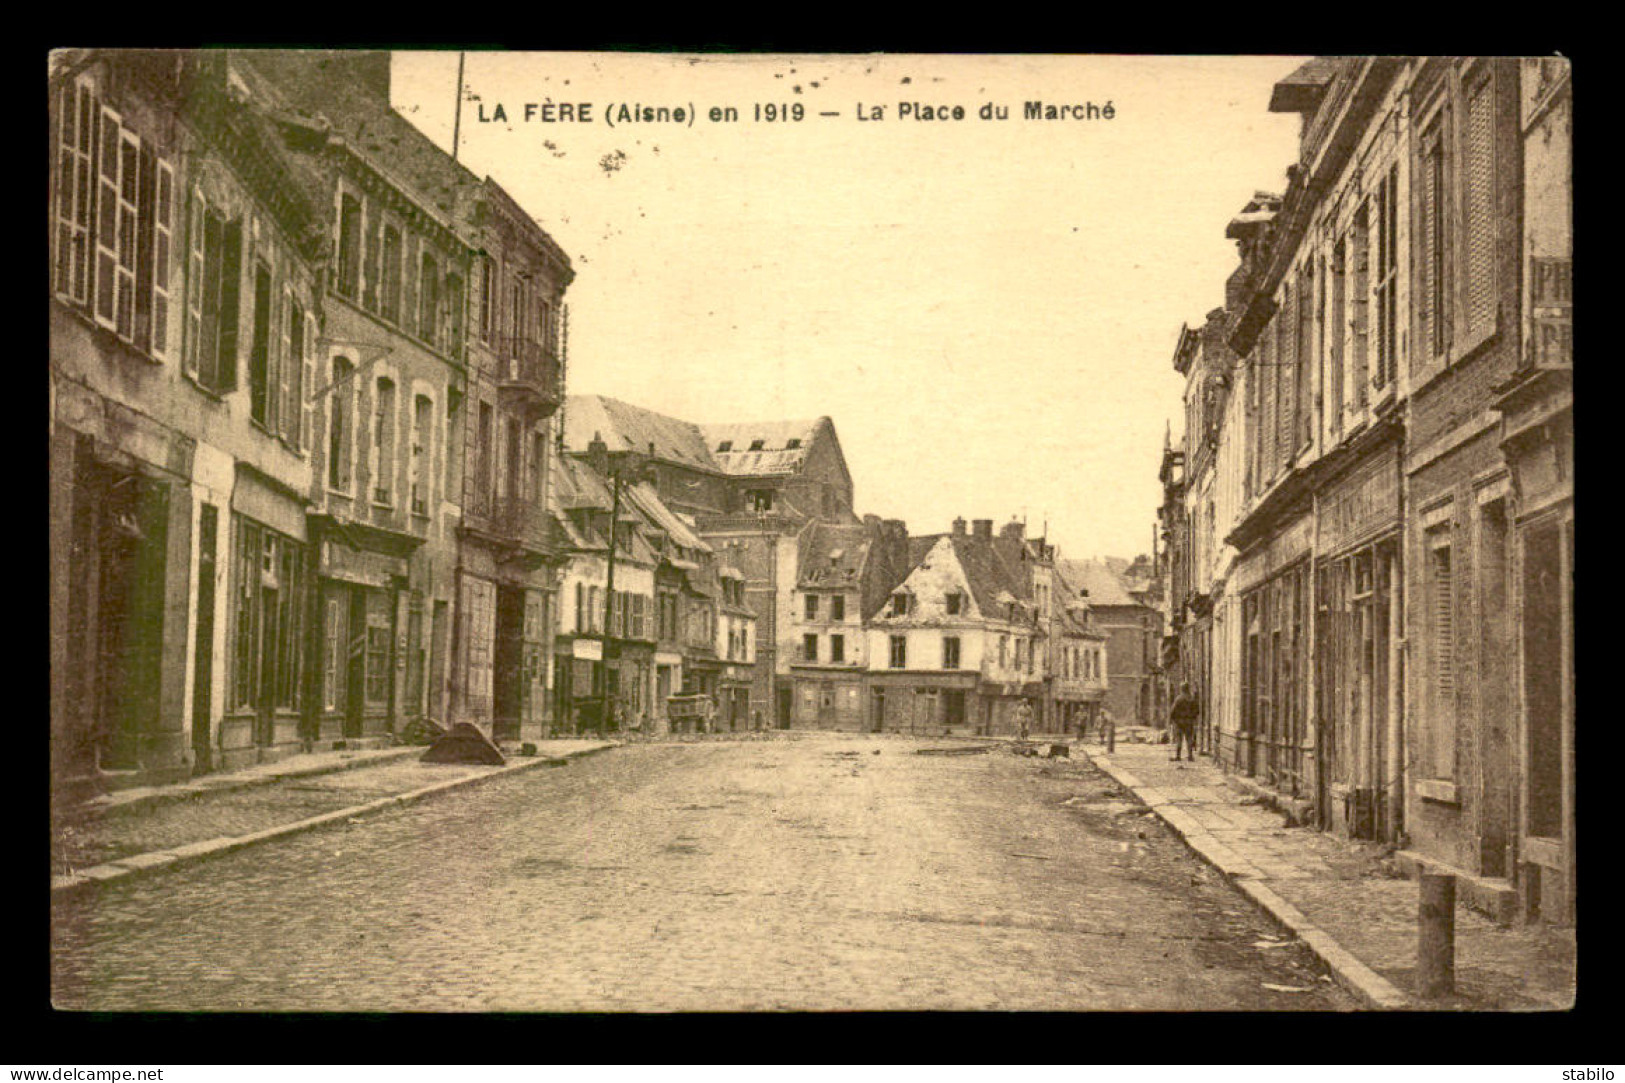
[1080,735,1575,1010]
[51,739,616,895]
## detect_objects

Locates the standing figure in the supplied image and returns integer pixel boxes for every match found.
[1169,682,1200,762]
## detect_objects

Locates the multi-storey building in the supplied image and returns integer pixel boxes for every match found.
[1166,56,1571,924]
[226,51,477,759]
[562,398,861,726]
[452,178,572,743]
[1165,311,1236,754]
[548,448,656,733]
[867,518,1105,737]
[50,50,324,787]
[1058,558,1162,728]
[1492,58,1572,923]
[786,517,911,730]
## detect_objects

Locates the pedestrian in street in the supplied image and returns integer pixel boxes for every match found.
[1095,705,1114,745]
[1169,682,1200,762]
[1016,699,1033,743]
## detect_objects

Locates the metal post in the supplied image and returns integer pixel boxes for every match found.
[1418,871,1456,998]
[601,469,621,737]
[1106,715,1116,754]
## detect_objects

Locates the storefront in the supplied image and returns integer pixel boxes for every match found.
[1235,512,1313,810]
[1312,442,1403,840]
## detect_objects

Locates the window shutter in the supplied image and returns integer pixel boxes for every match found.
[302,312,316,453]
[1463,72,1497,335]
[1432,544,1454,695]
[94,106,121,327]
[362,204,380,312]
[114,130,139,341]
[56,79,95,305]
[184,189,204,378]
[218,219,243,389]
[279,288,294,443]
[152,160,173,360]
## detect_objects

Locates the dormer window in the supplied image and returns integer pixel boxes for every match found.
[748,439,766,451]
[945,592,964,616]
[717,440,733,452]
[890,593,910,617]
[786,438,801,449]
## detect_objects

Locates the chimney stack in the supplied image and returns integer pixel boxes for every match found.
[586,432,610,476]
[972,519,994,539]
[1001,519,1026,543]
[952,517,967,536]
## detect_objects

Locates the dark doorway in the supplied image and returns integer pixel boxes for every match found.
[345,587,366,739]
[97,472,169,771]
[493,585,525,741]
[777,685,792,729]
[191,504,218,774]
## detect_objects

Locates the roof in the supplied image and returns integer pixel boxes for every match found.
[797,522,870,587]
[562,395,717,470]
[1269,57,1343,114]
[700,419,823,477]
[1058,559,1140,608]
[232,50,479,226]
[881,532,1033,622]
[623,481,709,553]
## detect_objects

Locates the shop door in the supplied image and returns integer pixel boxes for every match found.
[777,686,792,729]
[97,473,169,770]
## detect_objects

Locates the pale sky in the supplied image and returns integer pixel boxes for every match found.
[391,52,1305,561]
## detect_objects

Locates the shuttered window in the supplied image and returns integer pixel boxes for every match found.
[1374,165,1399,389]
[1429,534,1456,779]
[1463,69,1497,336]
[1296,262,1315,447]
[1419,115,1449,362]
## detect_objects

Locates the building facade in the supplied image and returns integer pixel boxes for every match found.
[1162,56,1572,924]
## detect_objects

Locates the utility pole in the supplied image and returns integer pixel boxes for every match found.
[452,52,466,162]
[600,466,624,736]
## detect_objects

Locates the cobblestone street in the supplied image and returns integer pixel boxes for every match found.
[52,735,1355,1012]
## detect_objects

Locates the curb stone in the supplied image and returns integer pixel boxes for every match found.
[1079,746,1412,1010]
[51,744,618,899]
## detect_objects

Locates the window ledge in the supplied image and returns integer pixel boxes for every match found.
[1415,778,1460,805]
[182,373,230,402]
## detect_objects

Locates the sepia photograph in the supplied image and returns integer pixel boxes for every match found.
[47,49,1574,1016]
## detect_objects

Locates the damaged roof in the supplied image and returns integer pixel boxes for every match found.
[562,395,717,470]
[1058,558,1140,608]
[700,419,824,477]
[797,522,871,587]
[231,50,479,227]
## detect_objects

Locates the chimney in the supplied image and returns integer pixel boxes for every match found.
[882,518,907,541]
[952,517,968,536]
[586,432,609,476]
[972,519,994,539]
[1001,519,1026,543]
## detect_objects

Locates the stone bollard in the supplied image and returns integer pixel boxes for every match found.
[1418,871,1457,998]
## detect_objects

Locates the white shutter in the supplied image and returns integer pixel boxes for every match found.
[151,160,174,360]
[302,312,316,453]
[94,106,121,327]
[184,188,204,377]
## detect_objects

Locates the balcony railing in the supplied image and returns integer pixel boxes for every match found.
[490,494,547,545]
[489,336,562,413]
